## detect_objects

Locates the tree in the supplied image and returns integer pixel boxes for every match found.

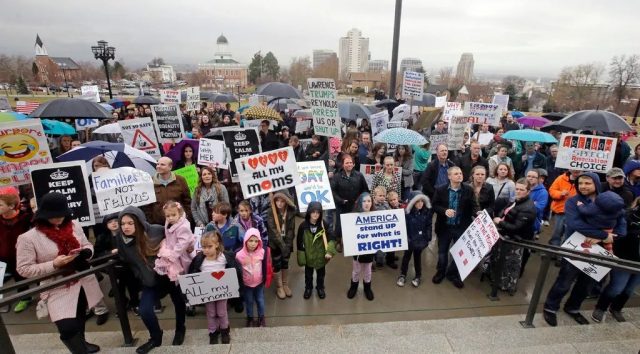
[608,54,640,105]
[16,76,29,94]
[504,84,518,110]
[552,63,606,111]
[248,53,263,84]
[112,60,127,80]
[288,56,312,88]
[415,66,430,86]
[263,52,279,81]
[312,55,339,83]
[438,67,453,85]
[148,57,165,66]
[502,75,526,92]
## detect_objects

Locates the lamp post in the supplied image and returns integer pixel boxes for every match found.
[60,62,71,97]
[91,40,115,99]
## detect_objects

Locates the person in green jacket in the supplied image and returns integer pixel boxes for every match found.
[412,142,431,192]
[296,201,336,300]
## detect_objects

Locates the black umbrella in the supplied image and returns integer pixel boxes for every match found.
[556,110,632,132]
[375,99,398,107]
[541,112,567,121]
[256,82,303,99]
[540,121,573,133]
[410,93,437,107]
[29,98,111,118]
[133,96,160,105]
[338,101,372,121]
[209,93,238,103]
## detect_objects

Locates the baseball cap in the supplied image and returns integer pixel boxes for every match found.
[606,167,625,178]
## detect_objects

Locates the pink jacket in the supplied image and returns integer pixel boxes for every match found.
[154,215,195,281]
[16,220,103,322]
[235,228,264,288]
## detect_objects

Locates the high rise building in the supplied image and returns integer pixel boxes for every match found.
[400,58,423,73]
[338,28,369,79]
[456,53,474,84]
[368,59,389,72]
[313,49,337,70]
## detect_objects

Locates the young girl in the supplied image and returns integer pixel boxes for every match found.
[297,201,336,299]
[347,193,376,301]
[232,200,268,247]
[266,191,296,299]
[154,201,195,282]
[235,228,270,327]
[397,192,432,288]
[188,231,241,344]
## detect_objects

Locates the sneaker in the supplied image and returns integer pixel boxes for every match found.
[13,300,30,313]
[411,278,421,288]
[543,220,550,226]
[591,308,605,323]
[564,310,589,325]
[609,310,626,322]
[396,276,406,287]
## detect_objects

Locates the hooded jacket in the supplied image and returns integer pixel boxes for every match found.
[266,191,297,254]
[235,228,267,288]
[205,216,242,253]
[405,192,432,250]
[330,168,369,212]
[624,159,640,197]
[154,214,195,281]
[529,183,549,233]
[549,172,577,214]
[296,202,336,269]
[578,191,626,230]
[496,195,537,240]
[94,213,120,257]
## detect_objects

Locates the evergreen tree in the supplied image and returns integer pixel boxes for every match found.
[263,52,280,80]
[16,76,29,94]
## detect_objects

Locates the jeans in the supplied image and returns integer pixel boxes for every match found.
[548,213,566,246]
[139,280,186,341]
[436,227,463,281]
[243,284,265,318]
[304,266,326,290]
[544,260,596,313]
[400,248,424,278]
[595,269,640,312]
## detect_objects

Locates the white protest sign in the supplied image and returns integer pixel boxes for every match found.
[341,209,408,257]
[429,134,449,153]
[81,85,100,102]
[435,96,447,108]
[186,86,200,111]
[387,121,408,129]
[75,118,99,131]
[0,261,5,299]
[402,71,424,100]
[234,146,300,198]
[160,89,181,104]
[449,210,501,281]
[0,120,53,187]
[307,78,341,138]
[193,227,204,251]
[561,232,614,281]
[198,138,228,169]
[447,116,468,151]
[295,119,311,134]
[370,110,389,138]
[295,161,335,212]
[119,118,161,159]
[178,268,240,306]
[492,94,510,112]
[248,95,260,107]
[442,102,463,122]
[152,104,185,143]
[92,167,156,215]
[555,134,617,173]
[463,102,502,126]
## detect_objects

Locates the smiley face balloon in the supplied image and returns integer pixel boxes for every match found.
[0,133,40,163]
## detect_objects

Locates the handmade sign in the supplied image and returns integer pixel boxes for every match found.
[198,138,228,169]
[75,118,99,131]
[160,89,181,104]
[193,227,204,252]
[435,96,447,108]
[492,94,510,112]
[178,268,240,306]
[0,120,53,187]
[222,128,261,178]
[447,116,469,151]
[186,86,200,111]
[370,110,389,138]
[402,71,424,100]
[295,161,335,212]
[152,104,185,143]
[463,102,501,126]
[92,167,156,215]
[81,85,100,102]
[449,210,501,281]
[307,78,341,138]
[429,134,449,153]
[119,118,161,159]
[173,164,198,197]
[30,161,95,226]
[235,146,300,198]
[341,209,408,257]
[359,164,401,192]
[555,133,617,173]
[561,232,614,281]
[442,102,463,122]
[295,119,311,134]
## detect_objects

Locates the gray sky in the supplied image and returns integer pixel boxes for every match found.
[1,0,638,78]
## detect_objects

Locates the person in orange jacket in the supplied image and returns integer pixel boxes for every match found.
[548,170,581,246]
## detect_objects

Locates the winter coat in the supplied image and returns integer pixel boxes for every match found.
[518,152,547,176]
[330,169,369,212]
[188,250,243,291]
[577,191,626,231]
[397,157,414,189]
[154,215,195,281]
[420,159,456,198]
[496,195,537,240]
[205,218,242,253]
[191,184,229,227]
[266,191,297,255]
[296,202,336,269]
[549,172,577,214]
[487,155,515,178]
[16,220,103,322]
[303,142,328,162]
[405,193,432,250]
[371,170,402,197]
[235,229,268,288]
[233,213,268,248]
[486,178,516,203]
[469,182,496,217]
[260,130,281,152]
[602,184,635,207]
[432,183,475,235]
[529,183,549,232]
[624,159,640,197]
[143,173,192,225]
[616,206,640,261]
[0,210,31,265]
[456,152,489,181]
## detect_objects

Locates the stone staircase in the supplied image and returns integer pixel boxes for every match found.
[10,308,640,353]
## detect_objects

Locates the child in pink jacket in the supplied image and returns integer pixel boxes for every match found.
[154,201,195,281]
[235,228,269,327]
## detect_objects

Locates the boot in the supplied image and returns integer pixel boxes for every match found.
[258,316,266,327]
[245,317,255,327]
[209,332,219,344]
[274,272,286,299]
[347,281,358,299]
[281,269,293,297]
[172,327,185,345]
[363,281,374,301]
[220,327,231,344]
[81,333,100,353]
[61,333,89,354]
[136,331,162,354]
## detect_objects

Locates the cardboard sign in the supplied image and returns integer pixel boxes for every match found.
[295,161,335,212]
[186,86,200,111]
[119,118,161,159]
[341,209,408,257]
[402,71,424,100]
[370,110,389,138]
[81,85,100,102]
[463,102,501,126]
[152,104,185,143]
[0,120,53,187]
[429,134,450,153]
[435,96,447,108]
[295,119,311,134]
[555,133,617,173]
[307,78,341,138]
[30,161,95,226]
[442,102,463,122]
[562,232,614,281]
[75,118,99,131]
[222,128,261,178]
[492,94,510,112]
[235,146,299,198]
[198,138,228,169]
[449,210,501,281]
[92,167,156,215]
[447,116,468,151]
[160,89,181,104]
[173,164,198,197]
[178,268,240,306]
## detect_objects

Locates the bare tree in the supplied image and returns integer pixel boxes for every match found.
[608,54,640,105]
[501,75,526,92]
[288,56,313,88]
[313,55,339,83]
[438,67,453,85]
[552,63,607,111]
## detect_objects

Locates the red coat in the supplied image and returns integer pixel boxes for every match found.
[0,211,31,265]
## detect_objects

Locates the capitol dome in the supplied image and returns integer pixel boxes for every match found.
[216,34,228,45]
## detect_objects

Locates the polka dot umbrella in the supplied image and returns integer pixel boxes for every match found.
[373,128,428,145]
[243,105,282,121]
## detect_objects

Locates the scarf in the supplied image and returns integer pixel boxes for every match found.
[37,221,80,256]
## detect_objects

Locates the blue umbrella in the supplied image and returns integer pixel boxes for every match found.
[238,104,251,113]
[57,140,157,176]
[373,128,428,145]
[41,119,76,136]
[511,110,525,118]
[100,103,114,112]
[502,129,557,143]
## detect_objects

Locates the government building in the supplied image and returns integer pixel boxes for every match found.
[198,34,248,89]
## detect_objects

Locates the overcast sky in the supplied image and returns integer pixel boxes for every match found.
[1,0,638,78]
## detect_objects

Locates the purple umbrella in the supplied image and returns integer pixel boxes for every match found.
[165,139,200,165]
[517,116,551,128]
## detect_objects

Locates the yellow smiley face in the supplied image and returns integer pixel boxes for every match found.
[0,134,40,163]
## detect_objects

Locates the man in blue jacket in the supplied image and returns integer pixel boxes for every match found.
[543,172,626,326]
[527,169,548,236]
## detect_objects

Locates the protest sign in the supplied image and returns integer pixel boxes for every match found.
[248,95,260,107]
[359,164,400,190]
[429,134,449,153]
[92,167,156,215]
[178,268,240,306]
[0,120,53,187]
[402,71,424,100]
[152,104,185,143]
[193,227,204,251]
[81,85,100,102]
[119,118,161,159]
[295,119,311,134]
[463,102,502,126]
[555,133,617,173]
[295,161,335,212]
[160,89,181,104]
[370,110,389,138]
[449,210,501,281]
[435,96,447,108]
[307,78,341,138]
[198,138,228,169]
[562,232,614,281]
[447,116,468,151]
[222,128,261,178]
[442,102,463,122]
[0,261,5,299]
[414,107,442,131]
[173,164,198,196]
[341,209,408,257]
[75,118,99,131]
[30,161,94,227]
[387,121,408,129]
[186,87,200,111]
[235,146,299,198]
[492,94,510,112]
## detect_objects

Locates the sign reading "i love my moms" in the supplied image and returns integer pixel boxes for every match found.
[234,146,300,198]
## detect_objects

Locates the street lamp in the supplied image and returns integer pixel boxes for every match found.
[60,62,70,97]
[91,40,115,99]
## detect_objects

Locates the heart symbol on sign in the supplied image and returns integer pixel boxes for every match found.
[278,150,288,162]
[248,157,258,170]
[211,271,225,280]
[268,153,278,165]
[258,156,268,167]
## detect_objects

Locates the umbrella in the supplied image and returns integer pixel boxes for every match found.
[365,104,383,114]
[517,116,551,128]
[57,140,157,176]
[164,139,200,165]
[510,110,525,118]
[540,121,573,133]
[29,98,111,119]
[392,104,418,121]
[293,109,313,119]
[100,103,114,112]
[373,128,428,145]
[133,96,160,105]
[92,122,122,134]
[410,93,437,107]
[108,98,131,109]
[374,99,398,107]
[41,119,76,136]
[502,129,557,143]
[555,110,632,132]
[256,82,303,99]
[209,93,238,103]
[238,104,251,113]
[268,98,302,112]
[541,112,566,121]
[0,112,29,122]
[243,106,282,121]
[338,101,372,121]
